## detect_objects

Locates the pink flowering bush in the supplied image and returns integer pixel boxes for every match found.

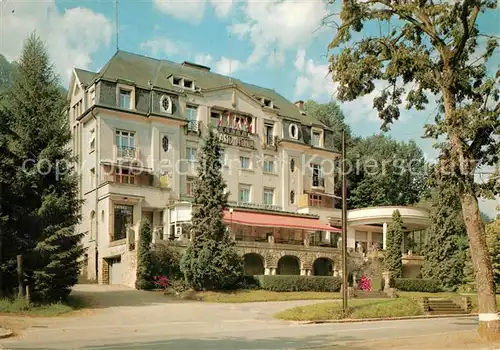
[153,276,169,290]
[359,275,371,291]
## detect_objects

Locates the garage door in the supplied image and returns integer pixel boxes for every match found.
[109,257,123,285]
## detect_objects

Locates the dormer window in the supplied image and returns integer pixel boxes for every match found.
[260,97,273,108]
[311,128,323,147]
[173,77,182,86]
[172,76,195,90]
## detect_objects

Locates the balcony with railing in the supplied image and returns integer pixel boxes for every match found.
[117,146,137,160]
[297,193,339,222]
[185,120,200,133]
[312,175,325,188]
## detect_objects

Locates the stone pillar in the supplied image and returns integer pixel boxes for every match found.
[271,268,276,275]
[383,222,388,250]
[333,267,339,277]
[265,268,271,275]
[352,273,358,289]
[306,269,312,276]
[300,269,307,276]
[382,271,391,291]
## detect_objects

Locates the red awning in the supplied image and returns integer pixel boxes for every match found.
[223,210,340,232]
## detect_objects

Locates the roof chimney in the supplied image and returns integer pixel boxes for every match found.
[294,100,304,110]
[182,61,211,72]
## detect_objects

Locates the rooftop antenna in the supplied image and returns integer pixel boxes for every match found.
[228,24,233,83]
[115,0,119,51]
[273,46,277,91]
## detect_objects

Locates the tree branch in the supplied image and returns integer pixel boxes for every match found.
[452,0,480,65]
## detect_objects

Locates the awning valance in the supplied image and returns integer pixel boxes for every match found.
[223,210,340,232]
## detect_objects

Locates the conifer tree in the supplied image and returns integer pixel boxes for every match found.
[136,219,155,290]
[180,127,243,290]
[2,33,82,302]
[421,178,468,290]
[384,210,403,279]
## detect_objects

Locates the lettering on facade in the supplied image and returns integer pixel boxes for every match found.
[218,131,255,149]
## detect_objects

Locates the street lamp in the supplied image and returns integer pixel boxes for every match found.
[229,208,233,236]
[341,129,348,314]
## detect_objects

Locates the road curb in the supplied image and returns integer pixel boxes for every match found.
[296,313,478,324]
[0,328,14,339]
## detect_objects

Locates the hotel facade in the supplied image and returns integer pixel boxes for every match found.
[68,51,430,287]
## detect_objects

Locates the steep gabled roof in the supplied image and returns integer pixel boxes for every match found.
[74,68,97,87]
[77,50,327,127]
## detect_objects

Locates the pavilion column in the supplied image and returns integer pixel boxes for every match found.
[383,222,388,250]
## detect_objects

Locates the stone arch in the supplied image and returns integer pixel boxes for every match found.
[312,257,334,276]
[243,253,265,275]
[277,255,300,275]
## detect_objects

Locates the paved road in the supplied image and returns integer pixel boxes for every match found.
[0,285,478,349]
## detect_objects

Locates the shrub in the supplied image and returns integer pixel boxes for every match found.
[152,244,183,280]
[359,275,371,291]
[238,276,261,290]
[393,278,441,292]
[135,219,155,290]
[254,275,342,292]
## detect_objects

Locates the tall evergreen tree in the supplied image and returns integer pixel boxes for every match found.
[180,127,243,290]
[421,177,468,290]
[384,210,403,279]
[135,219,155,290]
[2,33,82,302]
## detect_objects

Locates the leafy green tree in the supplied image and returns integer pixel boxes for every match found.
[2,33,83,302]
[485,220,500,286]
[421,177,468,290]
[328,1,499,336]
[384,210,403,279]
[347,135,426,209]
[135,219,155,290]
[180,127,243,290]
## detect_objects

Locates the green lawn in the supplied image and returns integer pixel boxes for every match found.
[0,294,86,316]
[197,289,341,303]
[275,297,423,321]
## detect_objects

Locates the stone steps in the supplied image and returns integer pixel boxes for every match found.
[426,299,467,315]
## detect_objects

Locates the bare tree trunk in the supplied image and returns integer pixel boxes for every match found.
[443,86,499,340]
[460,191,499,340]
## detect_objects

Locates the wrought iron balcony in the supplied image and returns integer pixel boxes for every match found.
[312,176,325,188]
[117,146,136,159]
[187,120,199,132]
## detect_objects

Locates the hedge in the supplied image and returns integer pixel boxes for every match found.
[393,278,441,292]
[245,275,342,292]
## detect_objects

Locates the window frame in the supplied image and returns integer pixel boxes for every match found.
[113,204,134,241]
[263,159,274,173]
[263,187,274,205]
[238,184,251,203]
[311,128,323,147]
[264,123,274,145]
[239,156,251,169]
[185,177,195,196]
[186,146,197,162]
[115,167,136,185]
[115,130,136,158]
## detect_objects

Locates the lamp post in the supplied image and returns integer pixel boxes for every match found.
[341,129,348,314]
[229,208,233,238]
